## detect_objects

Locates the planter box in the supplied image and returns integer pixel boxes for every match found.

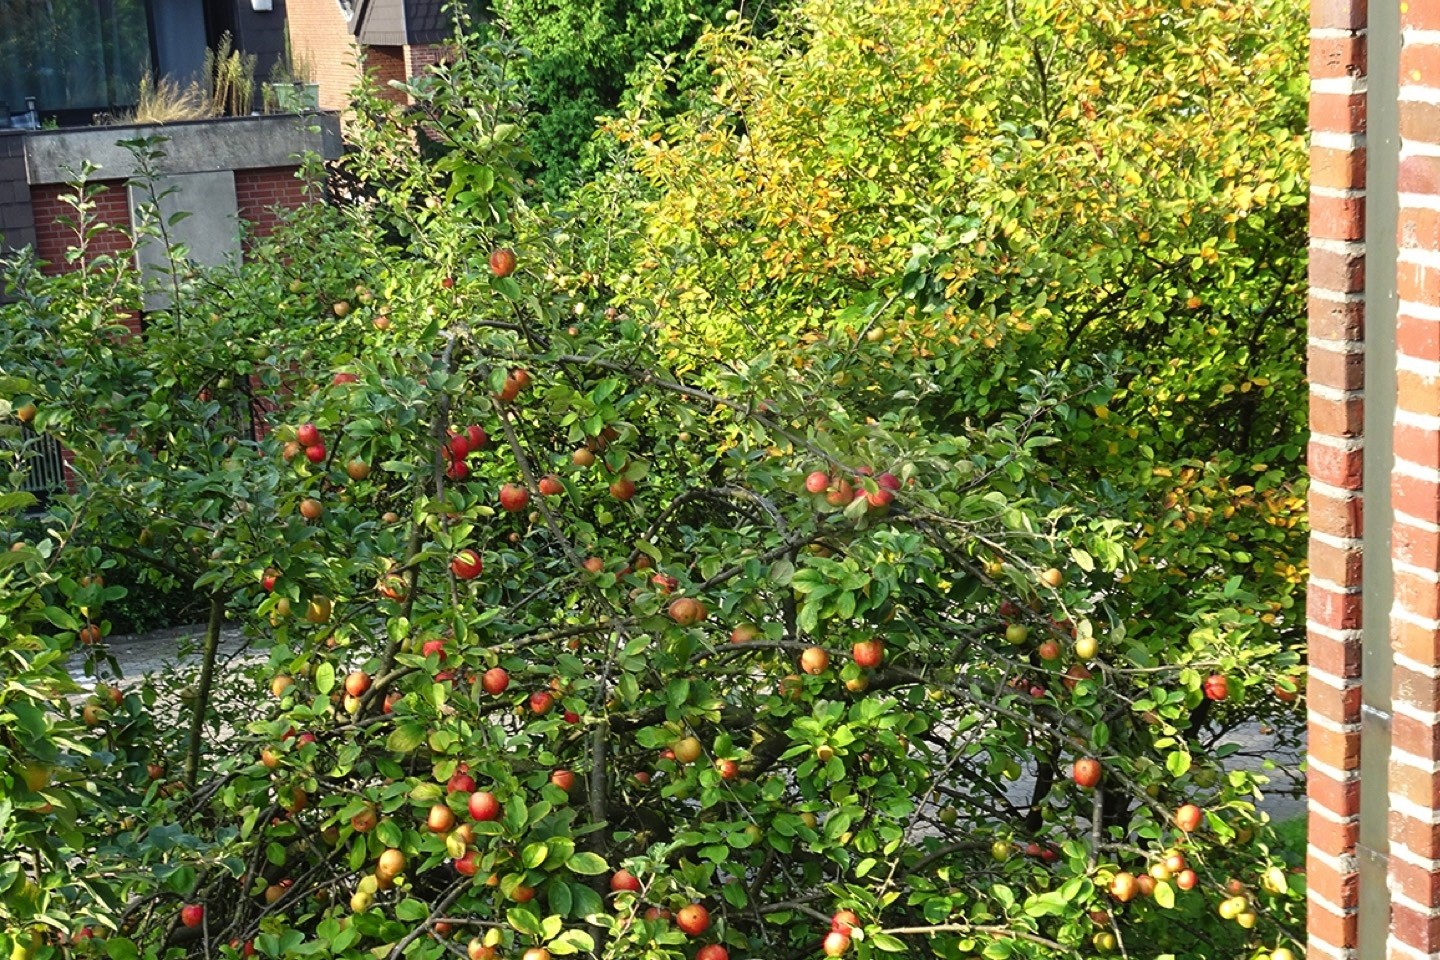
[267,83,321,114]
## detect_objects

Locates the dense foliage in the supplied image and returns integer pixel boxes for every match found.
[478,0,752,189]
[0,3,1307,960]
[598,0,1310,731]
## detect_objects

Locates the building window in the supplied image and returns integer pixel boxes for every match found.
[0,0,153,122]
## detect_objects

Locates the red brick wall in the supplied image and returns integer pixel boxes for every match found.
[1306,0,1365,957]
[236,167,311,242]
[31,181,133,272]
[33,168,310,266]
[365,45,409,105]
[404,43,452,78]
[1388,9,1440,958]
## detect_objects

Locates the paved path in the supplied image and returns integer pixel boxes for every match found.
[90,625,1307,823]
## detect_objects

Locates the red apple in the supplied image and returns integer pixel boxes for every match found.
[489,247,517,278]
[805,471,830,494]
[332,373,358,386]
[730,623,759,643]
[481,667,509,695]
[1203,673,1229,701]
[676,903,710,936]
[345,671,371,697]
[296,423,321,447]
[454,851,478,876]
[468,791,500,821]
[427,803,455,833]
[451,549,483,580]
[563,709,580,724]
[448,434,471,459]
[262,569,279,592]
[716,759,739,780]
[448,768,476,794]
[538,475,563,496]
[696,947,729,960]
[1062,663,1093,692]
[1176,868,1198,890]
[304,443,326,464]
[466,424,487,449]
[1072,758,1102,789]
[180,904,204,928]
[499,484,530,512]
[350,805,378,832]
[610,869,642,893]
[851,639,884,669]
[550,769,575,792]
[822,931,851,957]
[668,597,707,626]
[610,478,637,501]
[529,690,555,715]
[1174,803,1203,833]
[800,646,830,675]
[831,910,860,934]
[1110,872,1138,902]
[876,472,901,491]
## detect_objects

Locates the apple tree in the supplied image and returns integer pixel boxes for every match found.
[0,20,1303,960]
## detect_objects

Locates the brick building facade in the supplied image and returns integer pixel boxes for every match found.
[1305,0,1440,956]
[286,0,454,112]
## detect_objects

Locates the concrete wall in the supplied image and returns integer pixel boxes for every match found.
[13,114,339,291]
[24,114,341,185]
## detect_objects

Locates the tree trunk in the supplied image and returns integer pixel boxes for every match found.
[184,594,224,789]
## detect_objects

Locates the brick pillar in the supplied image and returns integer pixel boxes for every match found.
[1307,1,1367,957]
[1388,10,1440,958]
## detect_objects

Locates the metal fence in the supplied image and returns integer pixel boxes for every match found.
[8,424,67,507]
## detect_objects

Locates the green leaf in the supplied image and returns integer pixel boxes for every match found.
[544,837,576,868]
[565,851,608,875]
[549,879,573,917]
[522,842,549,869]
[869,933,907,952]
[548,929,595,955]
[314,662,336,695]
[104,938,139,960]
[394,898,428,922]
[1153,879,1175,909]
[1165,751,1191,777]
[163,865,197,895]
[507,906,543,936]
[386,723,426,753]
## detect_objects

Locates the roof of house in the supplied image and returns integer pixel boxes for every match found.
[350,0,450,47]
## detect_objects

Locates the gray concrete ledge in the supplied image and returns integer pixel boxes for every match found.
[24,113,343,185]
